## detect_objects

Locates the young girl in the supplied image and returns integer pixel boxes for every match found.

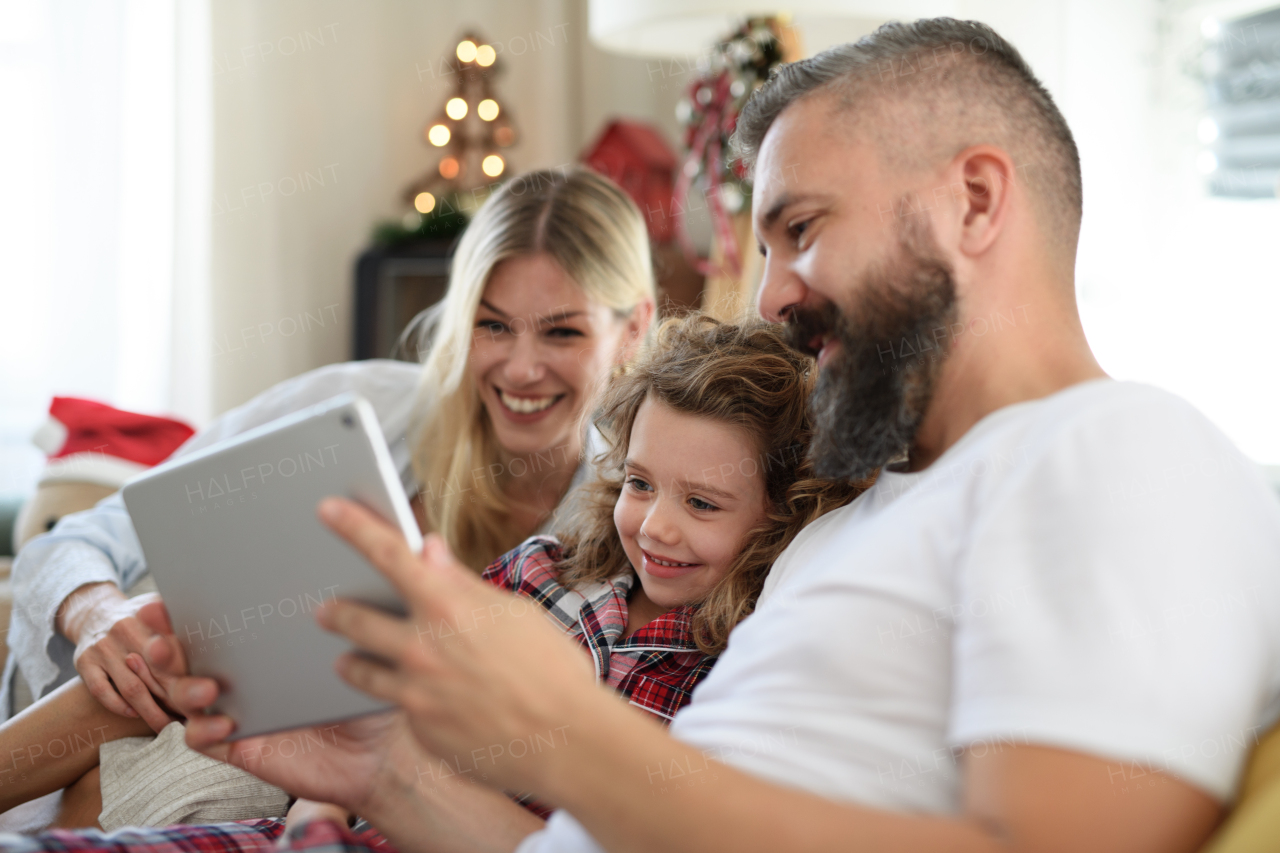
[0,314,869,836]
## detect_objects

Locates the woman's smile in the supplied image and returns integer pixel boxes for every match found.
[496,387,566,418]
[469,253,649,456]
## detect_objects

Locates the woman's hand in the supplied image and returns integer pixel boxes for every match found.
[61,584,176,732]
[313,497,598,796]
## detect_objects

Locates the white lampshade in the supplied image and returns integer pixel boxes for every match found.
[589,0,959,58]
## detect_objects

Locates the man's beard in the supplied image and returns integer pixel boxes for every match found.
[785,215,958,482]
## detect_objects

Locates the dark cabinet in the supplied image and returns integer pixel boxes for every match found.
[353,239,455,362]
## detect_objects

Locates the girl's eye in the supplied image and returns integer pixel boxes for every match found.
[689,496,718,511]
[789,220,810,242]
[626,476,652,493]
[477,319,506,334]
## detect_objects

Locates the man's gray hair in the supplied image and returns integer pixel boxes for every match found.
[732,18,1083,255]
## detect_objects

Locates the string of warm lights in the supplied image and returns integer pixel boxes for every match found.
[404,33,517,219]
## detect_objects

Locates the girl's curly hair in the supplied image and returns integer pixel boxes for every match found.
[555,313,873,655]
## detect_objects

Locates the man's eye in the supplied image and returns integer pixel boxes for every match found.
[689,496,718,511]
[626,476,652,492]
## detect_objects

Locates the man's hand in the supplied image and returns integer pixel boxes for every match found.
[160,647,408,815]
[165,671,546,853]
[313,497,598,796]
[285,798,350,832]
[59,582,175,731]
[190,706,406,816]
[145,594,435,818]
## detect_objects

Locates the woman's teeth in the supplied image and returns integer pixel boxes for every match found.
[499,390,559,414]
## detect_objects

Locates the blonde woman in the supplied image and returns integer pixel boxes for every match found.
[411,166,653,569]
[2,164,655,829]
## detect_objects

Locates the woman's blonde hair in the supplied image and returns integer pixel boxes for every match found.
[409,165,656,571]
[556,314,873,655]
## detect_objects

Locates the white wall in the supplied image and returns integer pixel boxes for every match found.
[205,0,696,418]
[207,0,569,415]
[961,0,1280,464]
[0,0,184,494]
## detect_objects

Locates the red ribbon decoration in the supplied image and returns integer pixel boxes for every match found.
[672,70,743,281]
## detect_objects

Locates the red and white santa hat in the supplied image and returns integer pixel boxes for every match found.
[31,397,196,488]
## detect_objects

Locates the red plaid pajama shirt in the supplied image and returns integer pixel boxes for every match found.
[0,536,716,853]
[482,536,716,725]
[484,536,716,816]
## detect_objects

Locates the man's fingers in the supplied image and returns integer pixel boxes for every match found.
[184,714,234,756]
[413,531,498,595]
[81,666,136,718]
[224,736,295,774]
[317,599,420,663]
[334,651,414,706]
[318,498,430,598]
[170,675,220,718]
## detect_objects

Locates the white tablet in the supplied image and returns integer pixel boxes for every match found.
[121,392,423,739]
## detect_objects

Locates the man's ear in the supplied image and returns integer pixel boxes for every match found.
[954,145,1016,258]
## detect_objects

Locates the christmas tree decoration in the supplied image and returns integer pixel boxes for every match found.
[376,31,519,245]
[672,16,789,280]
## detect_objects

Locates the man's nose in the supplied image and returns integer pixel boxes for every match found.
[755,254,808,324]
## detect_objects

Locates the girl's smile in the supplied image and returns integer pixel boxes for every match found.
[639,548,702,579]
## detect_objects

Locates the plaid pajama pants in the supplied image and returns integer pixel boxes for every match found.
[0,817,393,853]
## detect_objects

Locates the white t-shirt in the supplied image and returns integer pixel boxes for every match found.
[519,378,1280,852]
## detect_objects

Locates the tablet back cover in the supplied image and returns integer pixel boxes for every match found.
[122,393,420,739]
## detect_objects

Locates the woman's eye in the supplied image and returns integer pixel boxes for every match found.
[689,496,718,511]
[546,326,584,339]
[625,476,652,493]
[477,319,506,334]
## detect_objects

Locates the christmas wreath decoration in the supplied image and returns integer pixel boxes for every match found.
[673,17,787,279]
